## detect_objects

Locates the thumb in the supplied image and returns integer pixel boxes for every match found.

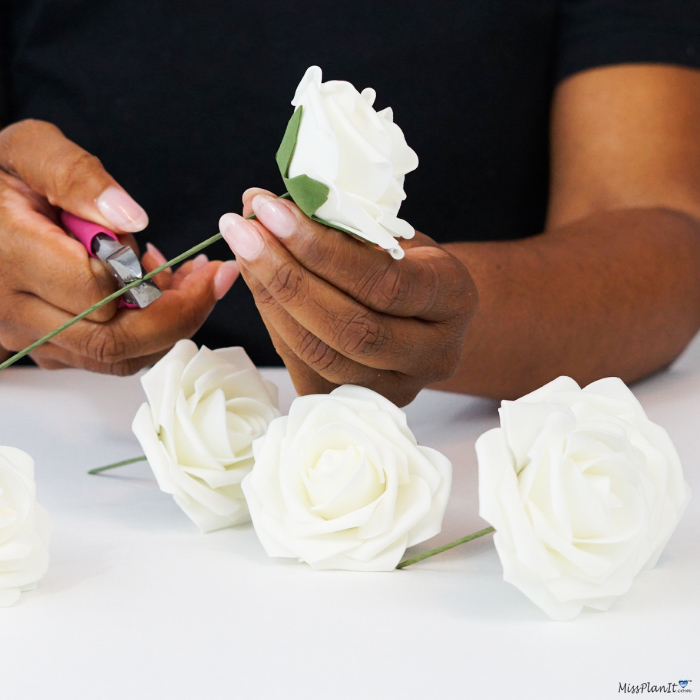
[0,119,148,233]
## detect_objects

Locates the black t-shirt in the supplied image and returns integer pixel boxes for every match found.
[1,0,699,364]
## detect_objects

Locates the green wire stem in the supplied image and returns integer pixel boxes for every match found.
[0,194,292,373]
[89,452,495,569]
[0,231,223,372]
[26,187,491,573]
[88,455,148,475]
[396,526,496,569]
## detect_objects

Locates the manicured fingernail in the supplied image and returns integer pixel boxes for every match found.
[242,187,273,204]
[145,242,167,267]
[219,213,264,260]
[96,186,149,232]
[252,194,296,238]
[192,253,209,270]
[214,260,239,299]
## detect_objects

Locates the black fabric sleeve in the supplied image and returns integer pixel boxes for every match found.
[0,0,10,126]
[556,0,700,83]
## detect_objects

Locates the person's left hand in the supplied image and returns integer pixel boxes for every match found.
[219,189,478,406]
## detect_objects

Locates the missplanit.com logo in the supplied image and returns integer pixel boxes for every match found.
[619,680,692,694]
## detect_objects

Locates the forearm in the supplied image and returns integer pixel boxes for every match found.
[434,207,700,399]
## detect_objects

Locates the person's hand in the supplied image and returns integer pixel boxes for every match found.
[219,189,478,406]
[0,119,239,374]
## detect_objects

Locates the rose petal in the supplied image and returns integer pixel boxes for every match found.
[0,448,51,607]
[288,66,416,259]
[477,375,691,620]
[133,344,279,533]
[141,340,196,424]
[245,385,452,571]
[405,446,452,546]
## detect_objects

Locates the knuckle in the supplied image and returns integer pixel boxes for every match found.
[78,323,132,364]
[334,310,388,357]
[0,119,45,151]
[32,357,60,370]
[49,151,104,203]
[16,118,55,135]
[302,232,343,271]
[253,285,275,308]
[266,261,305,305]
[446,256,475,306]
[0,179,16,216]
[430,336,464,382]
[88,305,117,323]
[74,355,136,376]
[78,269,117,320]
[295,329,342,374]
[354,263,398,308]
[175,301,203,337]
[0,292,24,325]
[380,267,418,313]
[388,385,421,408]
[0,324,18,351]
[385,267,415,306]
[364,373,421,408]
[407,258,442,316]
[450,290,478,332]
[416,251,476,322]
[0,120,61,176]
[354,260,435,317]
[108,357,145,377]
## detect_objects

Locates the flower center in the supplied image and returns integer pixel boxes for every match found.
[303,444,385,520]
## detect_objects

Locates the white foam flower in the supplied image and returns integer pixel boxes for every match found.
[278,65,419,260]
[132,340,280,533]
[476,376,691,620]
[242,385,451,571]
[0,446,52,607]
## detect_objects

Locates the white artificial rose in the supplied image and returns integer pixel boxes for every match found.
[285,65,419,260]
[242,385,451,571]
[132,340,280,533]
[476,376,691,621]
[0,446,52,607]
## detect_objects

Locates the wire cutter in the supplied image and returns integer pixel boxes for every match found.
[60,211,162,308]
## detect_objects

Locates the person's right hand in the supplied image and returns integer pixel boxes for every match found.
[0,119,239,374]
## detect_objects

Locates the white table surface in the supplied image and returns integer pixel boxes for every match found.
[1,335,699,700]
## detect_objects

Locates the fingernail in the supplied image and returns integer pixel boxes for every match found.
[252,194,296,238]
[219,213,264,260]
[214,260,239,299]
[242,187,273,204]
[96,186,149,232]
[145,242,167,267]
[192,253,209,270]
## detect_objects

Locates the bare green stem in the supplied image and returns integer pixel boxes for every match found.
[396,526,495,569]
[88,455,148,474]
[0,194,292,373]
[0,232,223,372]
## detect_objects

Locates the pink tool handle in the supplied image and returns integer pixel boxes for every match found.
[60,210,117,253]
[59,211,137,309]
